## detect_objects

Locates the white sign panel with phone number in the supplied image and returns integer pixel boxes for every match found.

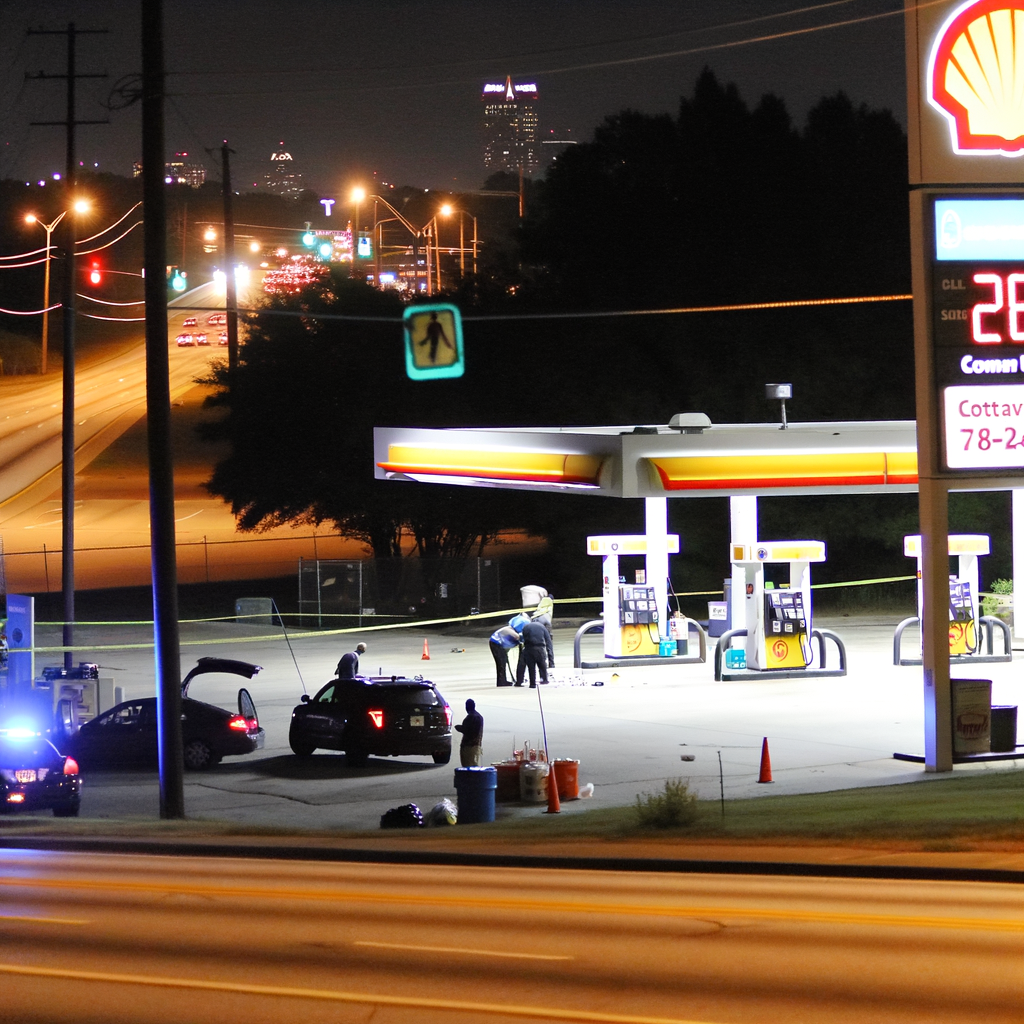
[944,384,1024,468]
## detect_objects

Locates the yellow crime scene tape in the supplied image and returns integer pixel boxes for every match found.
[23,576,918,654]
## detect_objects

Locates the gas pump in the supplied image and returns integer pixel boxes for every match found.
[1,594,118,736]
[897,534,1007,662]
[586,534,680,659]
[731,541,826,671]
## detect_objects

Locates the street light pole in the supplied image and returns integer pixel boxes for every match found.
[351,187,365,280]
[25,212,66,374]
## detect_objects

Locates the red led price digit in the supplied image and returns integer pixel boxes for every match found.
[973,273,1003,343]
[1009,274,1024,341]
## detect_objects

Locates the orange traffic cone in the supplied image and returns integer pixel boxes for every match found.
[421,639,430,660]
[757,737,773,784]
[544,762,561,814]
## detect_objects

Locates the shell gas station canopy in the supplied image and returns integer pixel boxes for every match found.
[374,419,924,498]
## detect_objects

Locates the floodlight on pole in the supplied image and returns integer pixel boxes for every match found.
[350,187,366,276]
[24,211,66,375]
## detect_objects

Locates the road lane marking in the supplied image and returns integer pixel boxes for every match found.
[1,874,1021,934]
[0,962,714,1023]
[354,940,571,960]
[0,915,89,925]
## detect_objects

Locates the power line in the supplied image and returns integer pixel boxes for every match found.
[169,291,913,325]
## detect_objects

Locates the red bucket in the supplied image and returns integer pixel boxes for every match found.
[493,762,521,802]
[552,759,580,800]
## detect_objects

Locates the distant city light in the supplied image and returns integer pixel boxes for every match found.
[249,241,261,253]
[52,172,61,181]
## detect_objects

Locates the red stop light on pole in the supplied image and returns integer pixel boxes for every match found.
[88,262,101,286]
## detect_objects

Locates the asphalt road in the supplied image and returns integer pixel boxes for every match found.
[0,849,1021,1024]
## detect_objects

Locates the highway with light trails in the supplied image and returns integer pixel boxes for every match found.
[0,848,1021,1023]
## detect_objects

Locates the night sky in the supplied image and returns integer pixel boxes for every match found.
[1,0,906,196]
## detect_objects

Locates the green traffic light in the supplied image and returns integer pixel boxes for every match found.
[302,231,315,247]
[318,241,333,259]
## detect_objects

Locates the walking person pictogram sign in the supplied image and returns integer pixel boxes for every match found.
[403,304,464,380]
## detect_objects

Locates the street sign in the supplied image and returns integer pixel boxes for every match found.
[402,304,464,380]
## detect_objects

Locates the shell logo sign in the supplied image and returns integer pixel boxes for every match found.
[928,0,1024,155]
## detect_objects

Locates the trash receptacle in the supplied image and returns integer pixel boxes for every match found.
[990,705,1018,752]
[453,766,497,824]
[493,761,521,802]
[519,762,549,803]
[552,759,580,800]
[707,601,729,638]
[951,678,992,755]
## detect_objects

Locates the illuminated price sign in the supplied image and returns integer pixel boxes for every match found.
[931,196,1024,470]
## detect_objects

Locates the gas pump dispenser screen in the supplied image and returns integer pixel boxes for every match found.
[933,197,1024,470]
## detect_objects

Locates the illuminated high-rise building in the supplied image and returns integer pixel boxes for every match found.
[482,77,539,175]
[264,144,304,199]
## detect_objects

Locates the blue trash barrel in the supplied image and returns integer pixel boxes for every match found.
[453,766,497,824]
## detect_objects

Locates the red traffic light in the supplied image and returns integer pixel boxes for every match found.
[88,262,101,286]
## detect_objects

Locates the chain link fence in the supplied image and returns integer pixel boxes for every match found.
[297,557,502,626]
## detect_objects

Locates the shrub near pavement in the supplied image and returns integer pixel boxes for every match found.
[635,778,699,829]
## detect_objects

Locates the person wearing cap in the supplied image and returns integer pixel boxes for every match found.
[488,623,522,687]
[455,698,484,766]
[336,642,367,679]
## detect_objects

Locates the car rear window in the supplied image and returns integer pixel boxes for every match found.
[0,738,64,769]
[375,685,441,707]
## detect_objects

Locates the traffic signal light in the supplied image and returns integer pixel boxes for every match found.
[88,262,102,286]
[171,268,187,292]
[317,240,333,260]
[302,230,316,247]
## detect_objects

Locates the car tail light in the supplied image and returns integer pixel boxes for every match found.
[63,758,79,776]
[227,715,249,731]
[367,709,384,729]
[443,704,452,727]
[6,793,25,803]
[246,717,258,731]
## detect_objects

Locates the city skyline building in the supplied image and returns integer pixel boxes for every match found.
[131,152,207,187]
[482,76,539,175]
[263,143,305,199]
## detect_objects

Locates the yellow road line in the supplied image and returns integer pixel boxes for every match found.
[0,961,716,1024]
[354,940,571,960]
[1,874,1021,934]
[0,914,89,925]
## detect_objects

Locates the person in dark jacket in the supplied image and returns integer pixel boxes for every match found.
[454,698,484,766]
[517,619,554,687]
[336,642,367,679]
[489,624,522,686]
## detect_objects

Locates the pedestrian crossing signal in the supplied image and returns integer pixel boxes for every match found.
[403,304,464,380]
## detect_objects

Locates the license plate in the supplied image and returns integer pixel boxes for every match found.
[15,770,37,783]
[409,715,425,728]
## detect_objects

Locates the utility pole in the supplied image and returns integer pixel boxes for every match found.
[210,144,239,372]
[142,0,185,818]
[27,23,107,671]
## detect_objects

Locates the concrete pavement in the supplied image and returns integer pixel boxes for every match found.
[20,611,1023,831]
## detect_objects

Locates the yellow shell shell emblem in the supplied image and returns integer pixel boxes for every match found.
[929,0,1024,154]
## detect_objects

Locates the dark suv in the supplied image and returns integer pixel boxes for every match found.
[289,676,452,767]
